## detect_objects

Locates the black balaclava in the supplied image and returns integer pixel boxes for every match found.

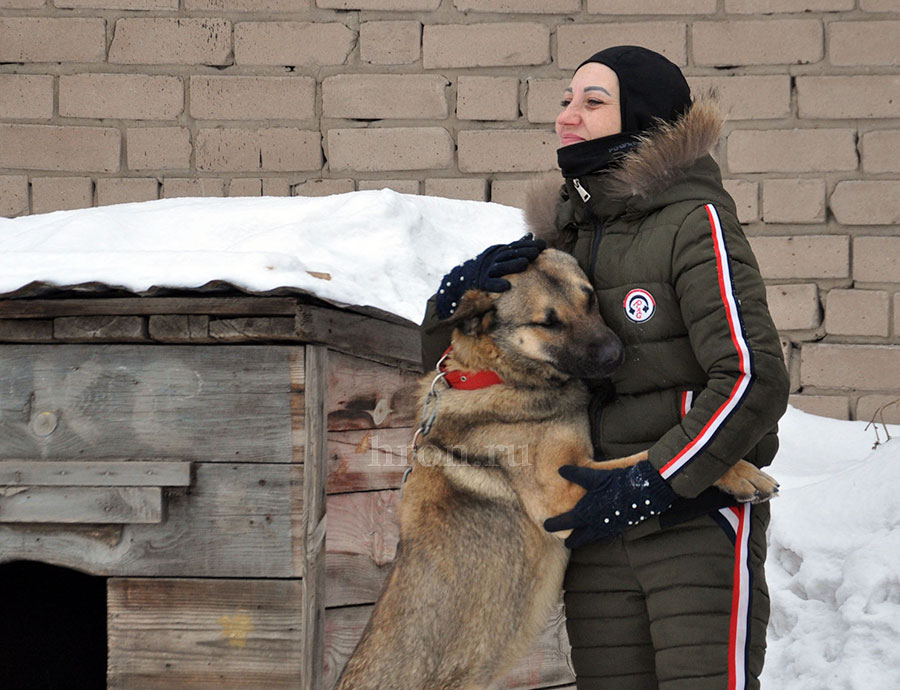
[557,45,692,179]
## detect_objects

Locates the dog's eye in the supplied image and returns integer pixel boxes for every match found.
[534,309,563,330]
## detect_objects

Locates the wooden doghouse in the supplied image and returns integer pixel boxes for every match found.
[0,290,573,689]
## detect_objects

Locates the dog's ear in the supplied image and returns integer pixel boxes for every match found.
[443,289,496,336]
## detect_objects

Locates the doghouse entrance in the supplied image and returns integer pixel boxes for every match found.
[0,561,107,690]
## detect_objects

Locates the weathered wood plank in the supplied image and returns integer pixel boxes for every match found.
[0,486,161,524]
[0,297,298,319]
[323,601,574,690]
[296,304,422,370]
[0,463,303,577]
[327,350,420,431]
[148,314,210,342]
[54,315,147,342]
[302,344,329,690]
[0,345,294,462]
[325,490,399,608]
[327,427,411,494]
[0,460,190,487]
[0,318,54,342]
[209,317,299,341]
[107,577,303,690]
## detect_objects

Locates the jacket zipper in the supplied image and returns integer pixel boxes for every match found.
[572,177,591,202]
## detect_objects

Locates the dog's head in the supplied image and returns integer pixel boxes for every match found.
[446,249,623,383]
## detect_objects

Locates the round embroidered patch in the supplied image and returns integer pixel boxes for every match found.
[624,288,656,323]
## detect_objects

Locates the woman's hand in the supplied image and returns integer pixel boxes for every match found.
[435,235,546,319]
[544,460,677,549]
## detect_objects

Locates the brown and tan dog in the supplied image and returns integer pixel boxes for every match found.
[336,249,777,690]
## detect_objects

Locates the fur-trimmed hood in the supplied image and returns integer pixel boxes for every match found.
[526,98,725,246]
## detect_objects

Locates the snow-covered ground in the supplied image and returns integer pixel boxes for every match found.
[3,191,898,687]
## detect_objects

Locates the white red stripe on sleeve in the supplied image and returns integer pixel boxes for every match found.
[680,390,694,418]
[660,204,753,480]
[725,504,753,690]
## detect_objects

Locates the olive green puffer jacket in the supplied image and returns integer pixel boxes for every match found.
[422,100,790,501]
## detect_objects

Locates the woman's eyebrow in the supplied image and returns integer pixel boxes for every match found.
[563,86,612,96]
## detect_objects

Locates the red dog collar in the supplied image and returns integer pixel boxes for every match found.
[439,347,503,390]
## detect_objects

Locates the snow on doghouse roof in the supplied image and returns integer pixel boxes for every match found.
[0,190,526,324]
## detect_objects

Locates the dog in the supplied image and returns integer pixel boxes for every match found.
[335,248,778,690]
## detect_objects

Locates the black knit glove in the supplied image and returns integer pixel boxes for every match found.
[435,235,546,319]
[544,460,677,549]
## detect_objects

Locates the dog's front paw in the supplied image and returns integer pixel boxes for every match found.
[714,460,779,504]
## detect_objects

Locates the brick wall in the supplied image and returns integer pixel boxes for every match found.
[0,1,898,423]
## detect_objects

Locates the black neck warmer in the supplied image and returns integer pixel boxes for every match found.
[557,45,692,179]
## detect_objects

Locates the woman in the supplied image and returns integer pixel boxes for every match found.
[421,46,789,689]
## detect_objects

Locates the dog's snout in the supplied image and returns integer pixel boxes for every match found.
[589,337,625,377]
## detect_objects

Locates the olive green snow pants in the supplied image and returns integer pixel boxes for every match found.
[563,502,770,690]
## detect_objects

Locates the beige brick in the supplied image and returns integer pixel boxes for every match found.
[229,178,262,196]
[861,130,900,174]
[798,76,900,119]
[0,125,120,173]
[294,178,356,197]
[190,76,315,120]
[425,178,488,202]
[801,344,900,390]
[326,128,453,172]
[526,78,570,124]
[31,177,93,214]
[725,0,852,10]
[263,178,291,196]
[127,127,191,170]
[457,77,519,122]
[748,235,849,280]
[830,21,900,66]
[423,23,549,69]
[162,178,225,198]
[0,0,46,7]
[60,74,183,120]
[456,0,579,11]
[588,0,715,11]
[693,20,823,66]
[109,18,231,66]
[195,128,322,172]
[857,394,900,425]
[723,179,758,224]
[860,0,898,11]
[0,18,106,63]
[57,0,177,8]
[763,179,825,224]
[186,0,299,8]
[235,22,354,66]
[853,237,900,283]
[727,129,857,173]
[0,75,53,120]
[557,23,687,69]
[897,293,900,337]
[323,75,448,120]
[357,180,419,194]
[766,283,821,331]
[491,179,532,210]
[96,178,159,206]
[788,394,849,421]
[360,21,420,65]
[831,182,900,226]
[0,175,29,217]
[825,289,889,337]
[459,130,558,173]
[317,0,439,8]
[688,76,791,120]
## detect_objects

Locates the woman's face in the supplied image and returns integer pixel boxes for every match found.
[555,62,622,146]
